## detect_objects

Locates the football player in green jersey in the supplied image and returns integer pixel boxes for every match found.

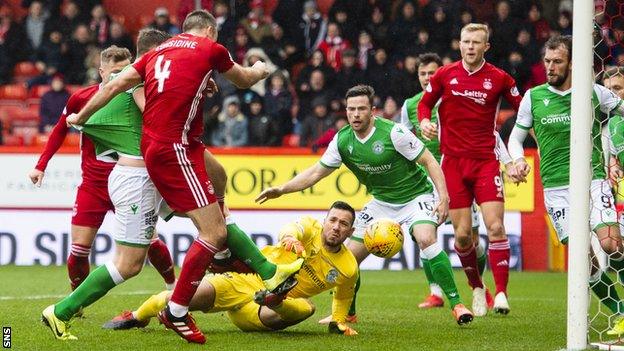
[508,36,624,330]
[257,84,474,325]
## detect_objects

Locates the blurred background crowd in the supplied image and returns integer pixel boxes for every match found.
[0,0,620,149]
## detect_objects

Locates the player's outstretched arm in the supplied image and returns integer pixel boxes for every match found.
[222,61,269,89]
[255,163,334,204]
[416,149,449,223]
[328,274,358,336]
[68,67,142,126]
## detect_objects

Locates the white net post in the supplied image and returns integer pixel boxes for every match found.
[568,1,595,350]
[568,0,596,349]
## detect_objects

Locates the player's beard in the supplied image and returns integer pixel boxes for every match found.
[547,71,569,88]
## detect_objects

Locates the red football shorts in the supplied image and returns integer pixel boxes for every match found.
[142,135,216,213]
[440,155,504,209]
[71,181,114,227]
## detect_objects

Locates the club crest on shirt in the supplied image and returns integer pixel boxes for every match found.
[483,79,492,90]
[372,140,384,154]
[326,268,338,284]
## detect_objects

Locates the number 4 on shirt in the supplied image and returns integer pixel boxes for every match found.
[155,55,171,93]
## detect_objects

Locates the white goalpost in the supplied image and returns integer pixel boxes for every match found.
[568,0,594,350]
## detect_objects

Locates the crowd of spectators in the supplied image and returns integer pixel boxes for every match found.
[0,0,621,147]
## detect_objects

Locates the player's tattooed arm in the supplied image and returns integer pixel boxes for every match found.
[255,163,335,204]
[416,149,449,223]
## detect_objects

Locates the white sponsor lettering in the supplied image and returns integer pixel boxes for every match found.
[451,90,487,105]
[540,114,570,125]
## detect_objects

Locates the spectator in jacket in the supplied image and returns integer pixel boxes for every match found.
[39,74,69,132]
[247,95,279,146]
[212,95,248,147]
[299,96,334,147]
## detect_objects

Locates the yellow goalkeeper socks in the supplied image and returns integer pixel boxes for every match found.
[136,290,169,322]
[272,298,315,322]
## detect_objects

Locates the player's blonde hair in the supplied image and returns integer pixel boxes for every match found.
[100,45,132,64]
[460,23,489,42]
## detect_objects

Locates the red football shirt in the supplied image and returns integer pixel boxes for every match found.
[418,60,522,159]
[133,33,235,144]
[35,85,115,184]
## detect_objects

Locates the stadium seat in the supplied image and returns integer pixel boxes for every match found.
[13,61,41,80]
[282,133,300,147]
[10,108,39,128]
[2,132,23,146]
[12,126,38,145]
[27,85,50,105]
[0,84,28,102]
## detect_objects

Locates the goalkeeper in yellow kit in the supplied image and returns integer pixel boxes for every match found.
[104,201,359,335]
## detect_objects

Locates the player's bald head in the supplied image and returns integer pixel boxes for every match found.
[136,28,170,56]
[183,9,217,32]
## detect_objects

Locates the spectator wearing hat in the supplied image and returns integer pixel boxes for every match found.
[39,74,70,133]
[212,95,249,147]
[150,7,180,35]
[242,47,285,96]
[239,0,271,45]
[299,96,334,147]
[247,96,280,146]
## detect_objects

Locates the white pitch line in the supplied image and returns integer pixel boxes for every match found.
[0,290,155,301]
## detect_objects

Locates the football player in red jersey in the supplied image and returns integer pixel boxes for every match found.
[417,23,525,317]
[66,10,303,344]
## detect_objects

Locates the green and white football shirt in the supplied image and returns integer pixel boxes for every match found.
[400,92,441,162]
[320,117,433,204]
[515,83,621,189]
[78,67,144,159]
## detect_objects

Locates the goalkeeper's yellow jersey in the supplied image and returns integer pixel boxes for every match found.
[260,216,358,323]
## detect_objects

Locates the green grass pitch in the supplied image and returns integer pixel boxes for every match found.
[0,265,608,350]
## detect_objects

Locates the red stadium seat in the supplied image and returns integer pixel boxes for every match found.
[282,133,300,147]
[0,84,28,102]
[12,126,38,145]
[27,85,51,105]
[2,133,23,146]
[29,85,51,99]
[10,108,39,128]
[13,61,41,80]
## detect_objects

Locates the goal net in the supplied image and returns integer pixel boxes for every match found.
[580,1,624,350]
